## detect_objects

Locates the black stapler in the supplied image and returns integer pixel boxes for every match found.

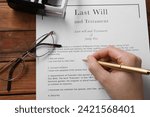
[7,0,68,17]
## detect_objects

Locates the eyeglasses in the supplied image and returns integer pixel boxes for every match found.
[0,31,62,92]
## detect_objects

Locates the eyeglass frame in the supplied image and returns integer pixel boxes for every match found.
[0,31,62,92]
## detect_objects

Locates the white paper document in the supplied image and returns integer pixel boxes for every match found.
[36,0,150,99]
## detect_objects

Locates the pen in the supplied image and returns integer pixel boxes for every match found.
[83,59,150,75]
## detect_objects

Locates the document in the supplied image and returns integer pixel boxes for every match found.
[36,0,150,99]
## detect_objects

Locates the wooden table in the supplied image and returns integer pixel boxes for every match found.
[0,0,150,100]
[0,0,36,99]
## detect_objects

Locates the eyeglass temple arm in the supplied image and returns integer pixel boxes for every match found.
[37,32,52,45]
[27,32,54,53]
[37,43,62,47]
[28,43,62,54]
[7,58,23,92]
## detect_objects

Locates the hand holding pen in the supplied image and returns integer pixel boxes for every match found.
[85,46,144,100]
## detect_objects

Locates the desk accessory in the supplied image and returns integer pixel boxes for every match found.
[7,0,68,17]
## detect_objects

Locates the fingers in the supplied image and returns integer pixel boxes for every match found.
[92,46,142,66]
[86,46,143,99]
[87,55,110,84]
[92,46,125,63]
[86,46,142,85]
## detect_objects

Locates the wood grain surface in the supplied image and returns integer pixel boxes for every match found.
[0,1,36,99]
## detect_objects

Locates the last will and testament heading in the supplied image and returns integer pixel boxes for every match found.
[75,9,108,15]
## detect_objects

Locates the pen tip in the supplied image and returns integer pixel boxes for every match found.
[82,59,87,62]
[147,71,150,75]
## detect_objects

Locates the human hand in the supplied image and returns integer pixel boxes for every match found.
[86,46,144,100]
